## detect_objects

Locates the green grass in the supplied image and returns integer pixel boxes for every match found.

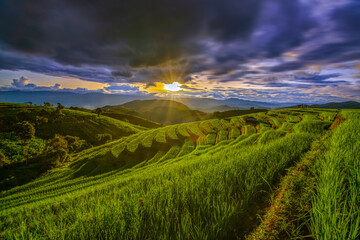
[101,112,162,129]
[199,121,216,134]
[0,108,358,239]
[154,129,167,144]
[176,124,191,138]
[141,130,156,148]
[257,129,287,144]
[186,123,206,138]
[166,126,179,141]
[0,131,316,239]
[205,132,217,145]
[244,125,257,135]
[208,119,224,131]
[317,110,338,122]
[126,133,144,152]
[310,110,360,240]
[176,139,195,157]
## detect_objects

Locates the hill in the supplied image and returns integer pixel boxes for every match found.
[119,99,209,125]
[310,101,360,109]
[212,108,267,118]
[174,97,298,110]
[1,108,359,239]
[71,105,163,129]
[0,102,145,146]
[284,101,360,109]
[201,104,244,113]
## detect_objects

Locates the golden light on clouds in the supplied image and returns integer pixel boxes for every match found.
[163,82,182,91]
[309,64,322,72]
[145,82,183,93]
[59,77,108,90]
[355,62,360,71]
[144,82,167,93]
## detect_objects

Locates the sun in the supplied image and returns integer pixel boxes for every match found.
[163,82,182,91]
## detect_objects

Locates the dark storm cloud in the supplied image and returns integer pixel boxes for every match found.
[0,50,118,83]
[217,71,261,82]
[269,62,305,72]
[298,1,360,64]
[332,1,360,39]
[105,85,139,91]
[112,70,134,79]
[0,0,359,103]
[251,0,314,58]
[300,42,360,63]
[0,0,263,67]
[295,73,341,82]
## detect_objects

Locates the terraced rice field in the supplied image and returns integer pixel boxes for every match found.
[1,108,359,240]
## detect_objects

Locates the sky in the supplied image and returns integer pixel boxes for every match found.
[0,0,359,103]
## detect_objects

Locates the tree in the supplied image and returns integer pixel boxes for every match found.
[57,102,64,110]
[56,102,65,113]
[14,121,35,141]
[44,102,52,107]
[95,108,103,117]
[0,152,9,167]
[16,109,32,122]
[49,108,65,123]
[37,135,70,168]
[213,111,220,118]
[65,135,87,153]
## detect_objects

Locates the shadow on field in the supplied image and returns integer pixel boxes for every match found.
[69,141,174,179]
[0,160,53,191]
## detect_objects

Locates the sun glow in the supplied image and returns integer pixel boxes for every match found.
[163,82,182,91]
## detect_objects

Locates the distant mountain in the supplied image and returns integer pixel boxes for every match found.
[0,91,153,109]
[173,97,297,110]
[310,101,360,109]
[202,105,244,113]
[0,90,302,110]
[119,99,209,125]
[284,101,360,109]
[102,105,142,117]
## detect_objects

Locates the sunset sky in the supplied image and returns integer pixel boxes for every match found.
[0,0,359,103]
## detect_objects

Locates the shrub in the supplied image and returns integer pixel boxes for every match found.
[65,135,87,153]
[49,110,65,123]
[0,137,46,163]
[36,116,48,125]
[16,110,33,122]
[39,135,71,168]
[39,149,69,168]
[13,121,35,141]
[96,133,112,144]
[95,108,104,117]
[46,134,68,151]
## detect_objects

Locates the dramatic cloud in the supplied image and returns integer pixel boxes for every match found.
[0,0,263,66]
[0,0,359,103]
[11,76,30,88]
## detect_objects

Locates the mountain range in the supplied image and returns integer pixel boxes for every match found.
[1,90,359,111]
